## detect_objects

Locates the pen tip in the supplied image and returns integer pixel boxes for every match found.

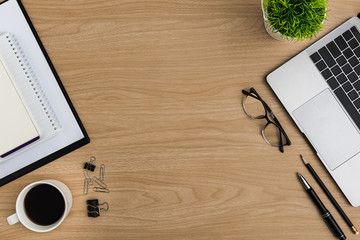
[352,226,359,234]
[300,154,308,165]
[297,172,311,190]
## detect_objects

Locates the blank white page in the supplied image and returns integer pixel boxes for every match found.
[0,59,38,156]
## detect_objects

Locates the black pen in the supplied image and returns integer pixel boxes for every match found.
[297,172,346,240]
[300,155,358,235]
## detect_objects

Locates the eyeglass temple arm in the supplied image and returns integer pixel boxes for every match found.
[242,90,262,101]
[278,131,284,153]
[262,102,285,131]
[263,101,291,148]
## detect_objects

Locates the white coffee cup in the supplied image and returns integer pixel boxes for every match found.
[7,179,72,232]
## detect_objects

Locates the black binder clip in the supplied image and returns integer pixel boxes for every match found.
[84,156,96,172]
[87,199,109,218]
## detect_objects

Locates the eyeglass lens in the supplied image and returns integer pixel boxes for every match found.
[243,94,287,147]
[262,122,287,147]
[243,94,266,119]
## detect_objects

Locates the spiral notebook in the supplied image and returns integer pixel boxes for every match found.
[0,0,90,186]
[0,55,39,158]
[0,33,60,160]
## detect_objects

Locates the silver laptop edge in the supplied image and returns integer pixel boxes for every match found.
[267,15,360,207]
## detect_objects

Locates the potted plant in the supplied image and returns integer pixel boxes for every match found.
[261,0,328,41]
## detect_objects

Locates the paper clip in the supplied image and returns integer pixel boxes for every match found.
[93,187,110,193]
[87,199,109,218]
[99,164,105,181]
[83,179,89,195]
[83,170,93,185]
[84,156,96,172]
[93,176,107,189]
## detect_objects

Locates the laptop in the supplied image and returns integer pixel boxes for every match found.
[267,13,360,207]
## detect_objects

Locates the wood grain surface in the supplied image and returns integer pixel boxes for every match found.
[0,0,359,239]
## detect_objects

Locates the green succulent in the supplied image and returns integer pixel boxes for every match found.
[263,0,328,41]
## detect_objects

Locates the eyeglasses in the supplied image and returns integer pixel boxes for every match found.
[242,88,291,152]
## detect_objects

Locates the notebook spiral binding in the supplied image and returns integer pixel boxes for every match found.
[4,33,60,131]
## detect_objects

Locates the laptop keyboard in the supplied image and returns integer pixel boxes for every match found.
[310,26,360,129]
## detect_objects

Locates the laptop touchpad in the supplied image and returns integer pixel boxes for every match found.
[293,89,360,170]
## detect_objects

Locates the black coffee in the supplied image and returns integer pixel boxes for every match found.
[24,184,65,226]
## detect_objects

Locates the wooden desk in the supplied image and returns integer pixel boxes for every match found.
[0,0,359,239]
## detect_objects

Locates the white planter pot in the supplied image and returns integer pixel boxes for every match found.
[261,0,327,41]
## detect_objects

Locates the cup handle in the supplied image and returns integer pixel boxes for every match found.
[7,213,19,225]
